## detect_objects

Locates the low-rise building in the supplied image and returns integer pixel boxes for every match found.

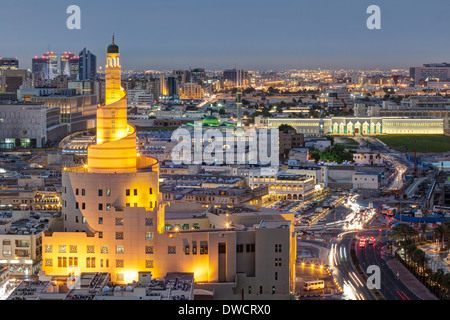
[353,152,383,165]
[249,169,315,200]
[352,171,382,190]
[0,211,47,278]
[0,104,47,148]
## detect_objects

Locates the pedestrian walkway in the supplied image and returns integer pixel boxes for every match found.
[419,244,450,274]
[387,259,438,300]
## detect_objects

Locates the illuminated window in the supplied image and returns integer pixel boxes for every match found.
[59,245,66,253]
[116,245,124,254]
[145,232,154,240]
[106,189,111,196]
[101,246,109,254]
[200,242,208,255]
[45,245,53,253]
[106,203,111,211]
[99,231,103,239]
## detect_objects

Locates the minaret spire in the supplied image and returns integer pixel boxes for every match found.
[112,33,115,45]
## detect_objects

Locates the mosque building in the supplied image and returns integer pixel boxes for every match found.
[40,39,296,299]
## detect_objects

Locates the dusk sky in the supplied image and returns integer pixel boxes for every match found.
[1,0,449,71]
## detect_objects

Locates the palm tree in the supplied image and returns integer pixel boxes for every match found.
[420,223,428,242]
[433,224,447,250]
[405,243,418,264]
[390,223,419,255]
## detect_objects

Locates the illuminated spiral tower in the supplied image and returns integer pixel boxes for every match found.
[86,36,141,173]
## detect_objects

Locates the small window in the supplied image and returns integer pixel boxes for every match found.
[106,203,111,211]
[116,232,124,240]
[145,232,154,240]
[98,189,103,196]
[134,189,138,196]
[75,188,79,195]
[106,189,111,196]
[149,188,153,194]
[82,189,85,196]
[116,246,124,254]
[98,203,103,211]
[82,203,85,210]
[98,217,103,224]
[168,246,176,254]
[126,189,130,196]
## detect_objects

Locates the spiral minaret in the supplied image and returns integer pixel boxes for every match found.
[85,36,155,173]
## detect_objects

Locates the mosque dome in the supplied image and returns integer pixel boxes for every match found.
[202,115,220,126]
[107,35,119,53]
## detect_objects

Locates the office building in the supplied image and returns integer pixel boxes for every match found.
[0,104,47,148]
[326,87,353,108]
[410,63,450,87]
[60,52,80,80]
[0,69,27,93]
[78,48,96,81]
[223,69,249,88]
[0,57,19,70]
[178,82,204,100]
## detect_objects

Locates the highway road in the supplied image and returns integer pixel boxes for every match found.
[356,234,420,300]
[329,231,375,300]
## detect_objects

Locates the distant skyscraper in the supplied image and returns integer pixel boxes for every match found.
[223,69,248,87]
[60,52,75,76]
[32,52,58,81]
[0,57,19,70]
[166,75,178,99]
[32,56,49,81]
[190,68,205,85]
[78,48,97,81]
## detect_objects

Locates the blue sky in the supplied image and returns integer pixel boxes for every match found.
[1,0,449,70]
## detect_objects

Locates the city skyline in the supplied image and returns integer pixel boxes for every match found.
[1,0,449,71]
